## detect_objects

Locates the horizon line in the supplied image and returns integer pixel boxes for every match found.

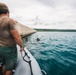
[34,29,76,32]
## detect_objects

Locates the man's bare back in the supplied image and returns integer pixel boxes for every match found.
[0,3,24,75]
[0,16,16,46]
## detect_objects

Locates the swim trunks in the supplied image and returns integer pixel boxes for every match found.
[0,45,17,70]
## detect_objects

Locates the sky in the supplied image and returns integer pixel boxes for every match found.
[0,0,76,29]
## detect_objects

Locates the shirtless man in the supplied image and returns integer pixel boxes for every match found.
[0,3,24,75]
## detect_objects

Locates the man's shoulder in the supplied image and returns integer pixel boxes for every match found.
[1,16,9,20]
[0,16,10,25]
[9,18,15,22]
[8,18,17,25]
[1,16,13,22]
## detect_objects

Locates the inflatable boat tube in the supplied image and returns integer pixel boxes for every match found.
[13,45,42,75]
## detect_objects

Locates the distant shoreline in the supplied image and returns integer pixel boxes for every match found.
[35,29,76,32]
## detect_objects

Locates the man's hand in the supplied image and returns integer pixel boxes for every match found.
[20,47,24,57]
[20,47,24,52]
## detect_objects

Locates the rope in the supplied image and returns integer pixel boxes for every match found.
[23,50,33,75]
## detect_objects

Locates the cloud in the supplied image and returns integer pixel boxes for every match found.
[0,0,37,10]
[0,0,76,29]
[38,0,76,8]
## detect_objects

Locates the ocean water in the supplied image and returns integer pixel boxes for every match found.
[23,32,76,75]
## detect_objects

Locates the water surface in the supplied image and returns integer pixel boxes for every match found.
[23,32,76,75]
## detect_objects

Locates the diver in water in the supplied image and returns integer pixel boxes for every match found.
[36,38,40,42]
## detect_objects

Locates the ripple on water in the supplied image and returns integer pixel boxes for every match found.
[24,32,76,75]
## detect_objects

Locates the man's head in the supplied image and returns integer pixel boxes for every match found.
[0,3,9,15]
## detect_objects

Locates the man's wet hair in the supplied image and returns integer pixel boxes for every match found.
[0,3,9,14]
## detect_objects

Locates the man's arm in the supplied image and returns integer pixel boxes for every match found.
[8,19,24,51]
[11,30,23,47]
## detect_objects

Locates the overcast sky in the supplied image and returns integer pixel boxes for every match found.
[0,0,76,29]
